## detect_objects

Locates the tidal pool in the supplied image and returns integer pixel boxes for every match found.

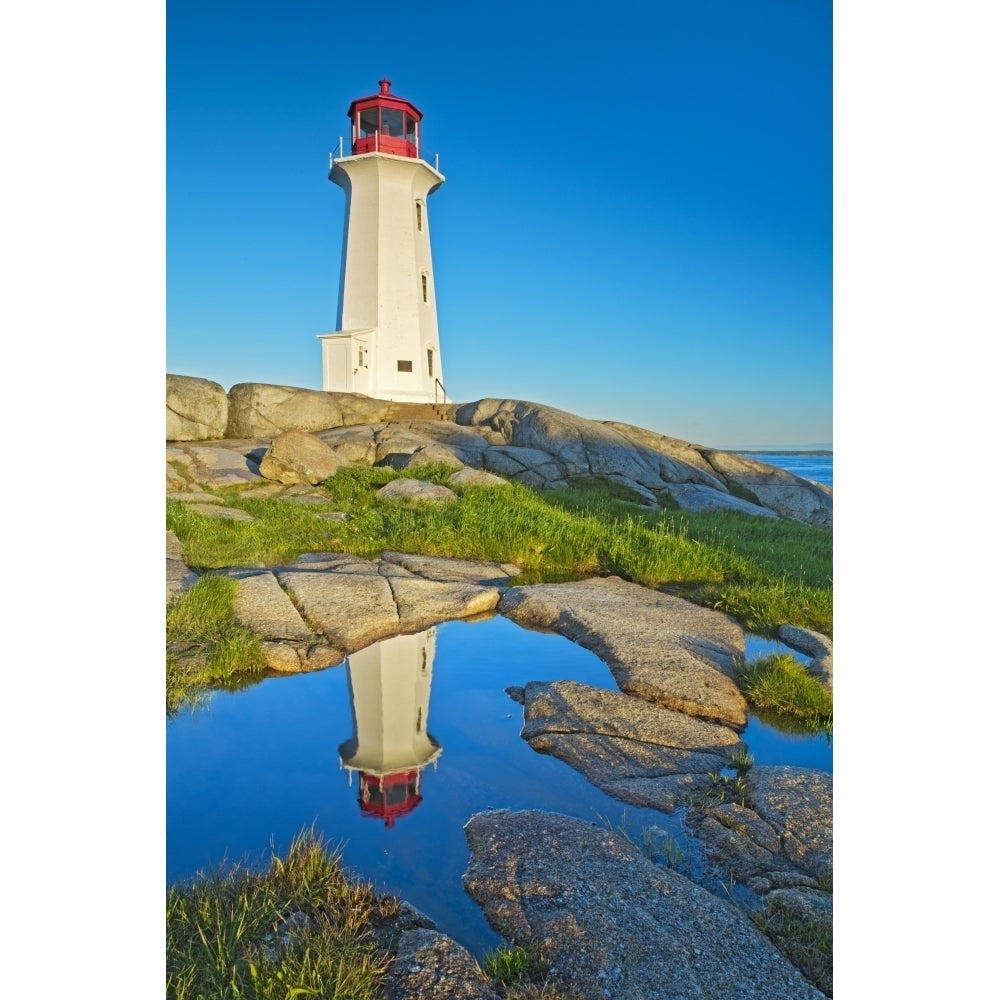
[167,614,832,958]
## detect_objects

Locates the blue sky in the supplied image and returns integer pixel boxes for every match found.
[167,1,831,449]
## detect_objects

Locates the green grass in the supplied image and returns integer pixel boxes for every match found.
[166,826,581,1000]
[734,653,833,730]
[482,940,584,999]
[166,468,831,714]
[752,898,833,996]
[484,941,549,987]
[166,829,393,1000]
[167,494,347,570]
[693,770,752,808]
[166,573,265,714]
[167,467,832,637]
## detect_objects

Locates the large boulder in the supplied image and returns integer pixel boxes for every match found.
[383,929,499,1000]
[662,483,780,518]
[168,444,267,488]
[166,375,229,441]
[316,424,380,465]
[520,680,746,812]
[375,479,459,504]
[226,383,390,437]
[373,421,488,470]
[258,430,342,485]
[447,468,510,489]
[463,810,825,1000]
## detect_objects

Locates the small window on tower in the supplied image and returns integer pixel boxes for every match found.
[421,274,428,302]
[397,360,413,372]
[427,349,434,376]
[416,202,423,231]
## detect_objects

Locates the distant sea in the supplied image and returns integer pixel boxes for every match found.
[734,451,832,488]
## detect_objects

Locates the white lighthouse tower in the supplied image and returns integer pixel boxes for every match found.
[319,79,448,403]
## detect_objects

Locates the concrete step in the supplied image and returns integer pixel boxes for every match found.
[385,402,450,422]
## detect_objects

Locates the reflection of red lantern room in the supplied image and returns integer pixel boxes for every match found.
[357,769,424,827]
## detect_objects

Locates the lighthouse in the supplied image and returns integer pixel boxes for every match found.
[319,79,448,403]
[338,629,442,827]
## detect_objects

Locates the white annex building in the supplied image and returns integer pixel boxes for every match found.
[319,79,448,403]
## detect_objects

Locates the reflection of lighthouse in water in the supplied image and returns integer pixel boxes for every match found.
[338,629,442,827]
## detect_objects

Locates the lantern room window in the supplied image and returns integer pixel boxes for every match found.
[359,107,379,138]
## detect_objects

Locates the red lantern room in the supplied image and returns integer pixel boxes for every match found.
[347,78,422,159]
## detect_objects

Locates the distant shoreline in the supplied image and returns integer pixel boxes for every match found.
[727,450,833,456]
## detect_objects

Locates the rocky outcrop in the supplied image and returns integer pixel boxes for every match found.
[166,552,517,674]
[520,680,746,813]
[456,398,719,497]
[258,430,342,486]
[500,577,748,728]
[660,482,779,517]
[166,379,832,526]
[383,929,499,1000]
[686,765,832,896]
[463,809,825,1000]
[697,450,833,527]
[263,554,502,656]
[167,375,229,441]
[232,572,318,641]
[381,551,520,586]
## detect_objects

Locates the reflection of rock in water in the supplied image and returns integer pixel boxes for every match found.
[338,629,442,826]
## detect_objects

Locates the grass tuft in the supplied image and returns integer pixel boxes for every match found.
[734,653,833,730]
[484,941,549,987]
[482,940,584,999]
[166,828,391,1000]
[166,573,265,713]
[752,899,833,996]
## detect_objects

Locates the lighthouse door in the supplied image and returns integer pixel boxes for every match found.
[323,339,353,393]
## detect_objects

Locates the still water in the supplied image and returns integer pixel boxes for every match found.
[737,452,833,488]
[167,615,831,958]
